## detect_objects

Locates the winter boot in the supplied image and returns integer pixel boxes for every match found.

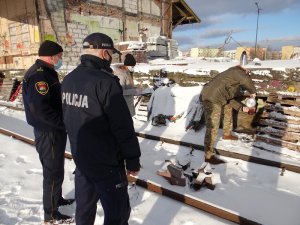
[205,156,225,165]
[58,197,75,207]
[223,134,238,140]
[44,211,73,224]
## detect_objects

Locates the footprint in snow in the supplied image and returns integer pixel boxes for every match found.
[0,208,20,225]
[11,185,22,195]
[26,169,43,175]
[17,207,42,222]
[16,156,31,164]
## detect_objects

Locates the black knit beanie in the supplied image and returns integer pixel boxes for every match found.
[38,40,63,56]
[124,54,136,66]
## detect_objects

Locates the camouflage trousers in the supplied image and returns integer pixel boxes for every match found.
[202,101,233,159]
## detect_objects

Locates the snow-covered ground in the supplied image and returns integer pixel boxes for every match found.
[0,133,234,225]
[1,102,300,224]
[134,57,300,75]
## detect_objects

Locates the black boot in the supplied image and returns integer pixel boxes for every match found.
[205,156,225,165]
[58,197,75,207]
[44,211,73,223]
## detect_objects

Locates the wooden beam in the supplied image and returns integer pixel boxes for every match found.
[265,105,300,117]
[257,126,300,142]
[256,135,300,152]
[127,176,261,225]
[136,132,300,173]
[259,119,300,133]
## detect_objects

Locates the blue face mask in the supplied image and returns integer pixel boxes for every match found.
[54,59,63,70]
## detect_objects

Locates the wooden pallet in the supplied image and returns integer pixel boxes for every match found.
[256,135,300,152]
[135,95,151,122]
[264,104,300,117]
[256,92,300,152]
[267,92,300,107]
[257,126,300,143]
[260,111,300,125]
[258,119,300,132]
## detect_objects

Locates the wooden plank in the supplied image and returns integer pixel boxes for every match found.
[255,135,300,152]
[267,98,300,107]
[265,105,300,117]
[260,112,300,125]
[0,128,72,159]
[259,119,300,133]
[136,132,300,173]
[268,92,300,100]
[0,127,262,225]
[257,126,300,142]
[127,176,261,225]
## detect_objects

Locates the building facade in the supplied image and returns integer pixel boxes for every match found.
[282,45,300,60]
[0,0,199,71]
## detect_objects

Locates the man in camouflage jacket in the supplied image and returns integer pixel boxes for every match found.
[200,65,256,164]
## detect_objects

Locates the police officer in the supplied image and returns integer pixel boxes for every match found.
[22,40,74,223]
[200,65,256,164]
[61,33,141,225]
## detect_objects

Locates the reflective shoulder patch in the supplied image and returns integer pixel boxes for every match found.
[35,81,49,95]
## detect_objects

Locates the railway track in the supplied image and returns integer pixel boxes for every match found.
[0,102,24,111]
[2,102,299,173]
[0,127,261,225]
[136,132,300,174]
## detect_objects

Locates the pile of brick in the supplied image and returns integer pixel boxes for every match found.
[147,36,168,59]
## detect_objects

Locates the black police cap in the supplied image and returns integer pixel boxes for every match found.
[82,33,121,55]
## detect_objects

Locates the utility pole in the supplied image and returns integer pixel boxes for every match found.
[254,2,262,58]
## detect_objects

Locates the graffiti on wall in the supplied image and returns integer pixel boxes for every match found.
[44,34,56,42]
[0,34,9,51]
[62,32,76,46]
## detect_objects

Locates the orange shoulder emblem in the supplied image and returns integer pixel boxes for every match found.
[35,81,49,95]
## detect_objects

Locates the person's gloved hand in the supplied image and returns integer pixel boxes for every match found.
[242,106,250,113]
[242,106,256,115]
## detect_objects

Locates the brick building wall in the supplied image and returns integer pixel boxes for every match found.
[0,0,164,70]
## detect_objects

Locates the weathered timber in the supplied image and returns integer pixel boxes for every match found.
[0,128,73,159]
[136,132,300,173]
[265,105,300,117]
[257,126,300,142]
[260,112,300,125]
[127,176,261,225]
[255,135,300,152]
[259,119,300,133]
[267,93,300,107]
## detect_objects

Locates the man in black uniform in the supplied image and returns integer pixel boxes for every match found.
[22,40,74,223]
[61,33,141,225]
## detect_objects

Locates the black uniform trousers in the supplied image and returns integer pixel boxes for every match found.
[34,129,67,221]
[75,168,130,225]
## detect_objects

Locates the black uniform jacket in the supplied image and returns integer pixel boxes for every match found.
[22,59,65,131]
[61,55,141,180]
